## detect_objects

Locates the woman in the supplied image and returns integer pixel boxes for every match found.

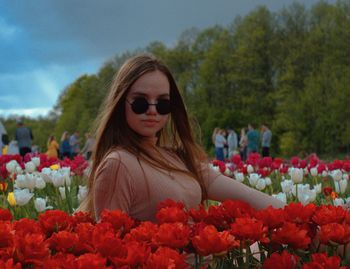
[81,132,95,160]
[60,131,71,159]
[78,54,284,221]
[46,135,59,159]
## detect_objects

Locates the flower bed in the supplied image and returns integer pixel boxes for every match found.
[0,199,349,268]
[1,153,350,267]
[211,153,350,207]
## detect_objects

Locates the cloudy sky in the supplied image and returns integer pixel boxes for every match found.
[0,0,333,118]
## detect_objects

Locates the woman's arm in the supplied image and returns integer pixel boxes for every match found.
[204,168,285,209]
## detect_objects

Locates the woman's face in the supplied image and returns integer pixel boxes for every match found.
[125,70,170,139]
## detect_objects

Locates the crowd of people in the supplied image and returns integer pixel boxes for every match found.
[212,123,272,161]
[0,119,95,160]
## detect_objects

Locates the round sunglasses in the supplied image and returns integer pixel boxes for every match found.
[126,97,171,115]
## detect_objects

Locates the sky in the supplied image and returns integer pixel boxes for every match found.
[0,0,334,118]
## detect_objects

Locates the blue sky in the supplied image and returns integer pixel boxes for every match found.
[0,0,334,118]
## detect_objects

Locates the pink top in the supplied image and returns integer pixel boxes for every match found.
[93,148,285,222]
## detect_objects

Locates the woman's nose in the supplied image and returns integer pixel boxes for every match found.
[146,103,157,115]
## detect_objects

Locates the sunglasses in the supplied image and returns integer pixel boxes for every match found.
[126,97,171,115]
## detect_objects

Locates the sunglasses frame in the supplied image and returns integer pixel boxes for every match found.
[126,97,171,115]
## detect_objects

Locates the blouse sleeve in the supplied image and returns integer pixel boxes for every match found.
[202,165,285,209]
[93,154,134,219]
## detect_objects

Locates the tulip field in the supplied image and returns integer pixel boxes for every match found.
[0,153,349,268]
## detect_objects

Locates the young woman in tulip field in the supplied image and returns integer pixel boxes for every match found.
[0,55,349,267]
[77,54,285,222]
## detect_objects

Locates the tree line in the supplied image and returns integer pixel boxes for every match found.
[2,1,350,157]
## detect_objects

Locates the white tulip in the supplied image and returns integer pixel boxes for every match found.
[35,176,46,189]
[333,179,348,194]
[281,180,294,194]
[310,167,318,177]
[331,169,342,181]
[247,165,254,174]
[51,171,65,187]
[345,197,350,207]
[303,168,309,175]
[14,174,27,189]
[24,174,36,191]
[248,173,260,187]
[255,178,266,191]
[40,168,52,183]
[293,184,316,205]
[322,170,328,177]
[31,157,40,167]
[343,174,349,181]
[265,177,272,186]
[25,161,36,173]
[234,172,244,182]
[59,186,66,199]
[14,189,34,206]
[15,166,23,174]
[34,198,47,212]
[290,168,303,183]
[61,167,71,176]
[78,185,88,203]
[272,192,287,204]
[6,160,18,173]
[333,198,345,207]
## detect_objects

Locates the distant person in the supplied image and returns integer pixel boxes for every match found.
[46,135,59,159]
[69,131,80,158]
[227,129,238,158]
[246,124,259,156]
[60,131,71,159]
[81,132,95,160]
[261,124,272,157]
[15,119,33,157]
[214,129,226,161]
[239,128,248,161]
[0,121,7,155]
[7,140,19,155]
[31,144,39,154]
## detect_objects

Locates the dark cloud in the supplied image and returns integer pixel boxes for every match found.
[2,0,331,69]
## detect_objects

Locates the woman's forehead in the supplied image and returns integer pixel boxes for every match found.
[128,70,170,96]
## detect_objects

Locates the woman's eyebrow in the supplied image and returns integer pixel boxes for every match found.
[130,92,170,98]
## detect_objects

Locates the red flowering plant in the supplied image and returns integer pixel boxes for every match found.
[1,199,350,268]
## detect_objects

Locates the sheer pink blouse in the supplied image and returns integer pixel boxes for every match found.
[93,148,285,222]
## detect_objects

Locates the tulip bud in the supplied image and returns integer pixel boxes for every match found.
[234,172,244,182]
[255,178,266,191]
[272,192,287,204]
[14,189,34,206]
[247,165,254,174]
[31,157,40,167]
[310,167,318,177]
[34,198,47,212]
[35,176,46,189]
[25,161,36,173]
[248,173,260,187]
[331,169,342,181]
[290,168,303,183]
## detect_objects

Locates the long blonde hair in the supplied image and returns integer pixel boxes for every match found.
[79,54,207,215]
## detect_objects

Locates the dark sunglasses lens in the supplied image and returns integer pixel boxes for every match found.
[156,99,171,115]
[131,98,149,114]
